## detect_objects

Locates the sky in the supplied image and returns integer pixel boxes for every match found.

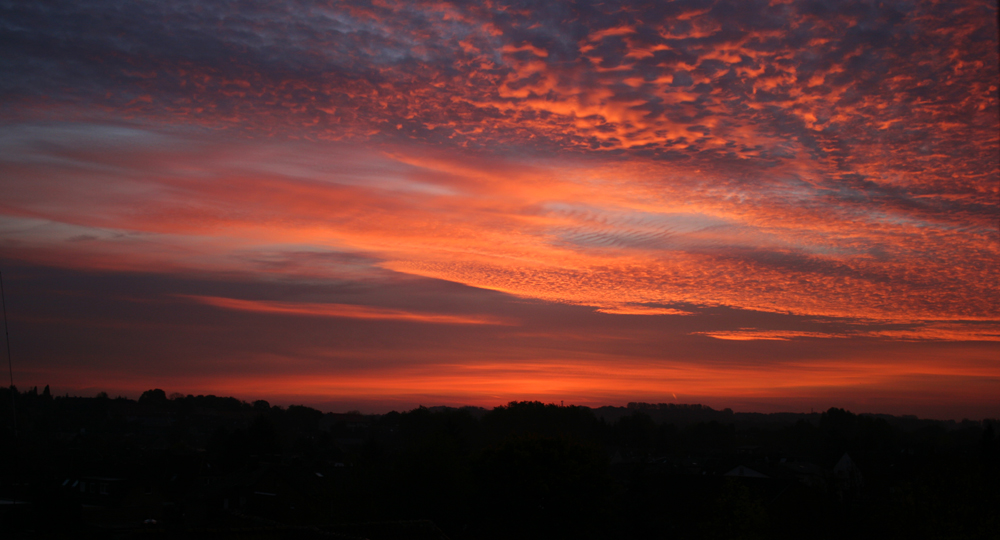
[1,0,997,419]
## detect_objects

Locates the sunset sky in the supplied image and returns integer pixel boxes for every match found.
[1,0,997,419]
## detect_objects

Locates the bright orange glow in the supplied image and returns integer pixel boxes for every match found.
[22,346,999,418]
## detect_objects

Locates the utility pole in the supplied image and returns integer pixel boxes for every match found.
[1,268,17,509]
[1,268,14,431]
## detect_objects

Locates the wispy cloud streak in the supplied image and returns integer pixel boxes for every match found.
[181,295,512,326]
[696,323,1000,342]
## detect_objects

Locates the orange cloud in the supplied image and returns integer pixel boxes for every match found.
[181,295,513,326]
[595,306,694,316]
[696,323,1000,342]
[694,330,844,341]
[2,131,996,335]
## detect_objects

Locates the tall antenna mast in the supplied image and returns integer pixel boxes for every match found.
[0,268,16,509]
[0,268,14,427]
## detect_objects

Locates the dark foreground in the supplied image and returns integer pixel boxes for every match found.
[1,387,997,539]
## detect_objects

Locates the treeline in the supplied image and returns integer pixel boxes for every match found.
[0,387,997,539]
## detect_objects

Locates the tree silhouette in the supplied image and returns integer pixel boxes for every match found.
[138,388,167,406]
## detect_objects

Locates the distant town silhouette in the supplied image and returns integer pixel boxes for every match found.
[1,387,997,539]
